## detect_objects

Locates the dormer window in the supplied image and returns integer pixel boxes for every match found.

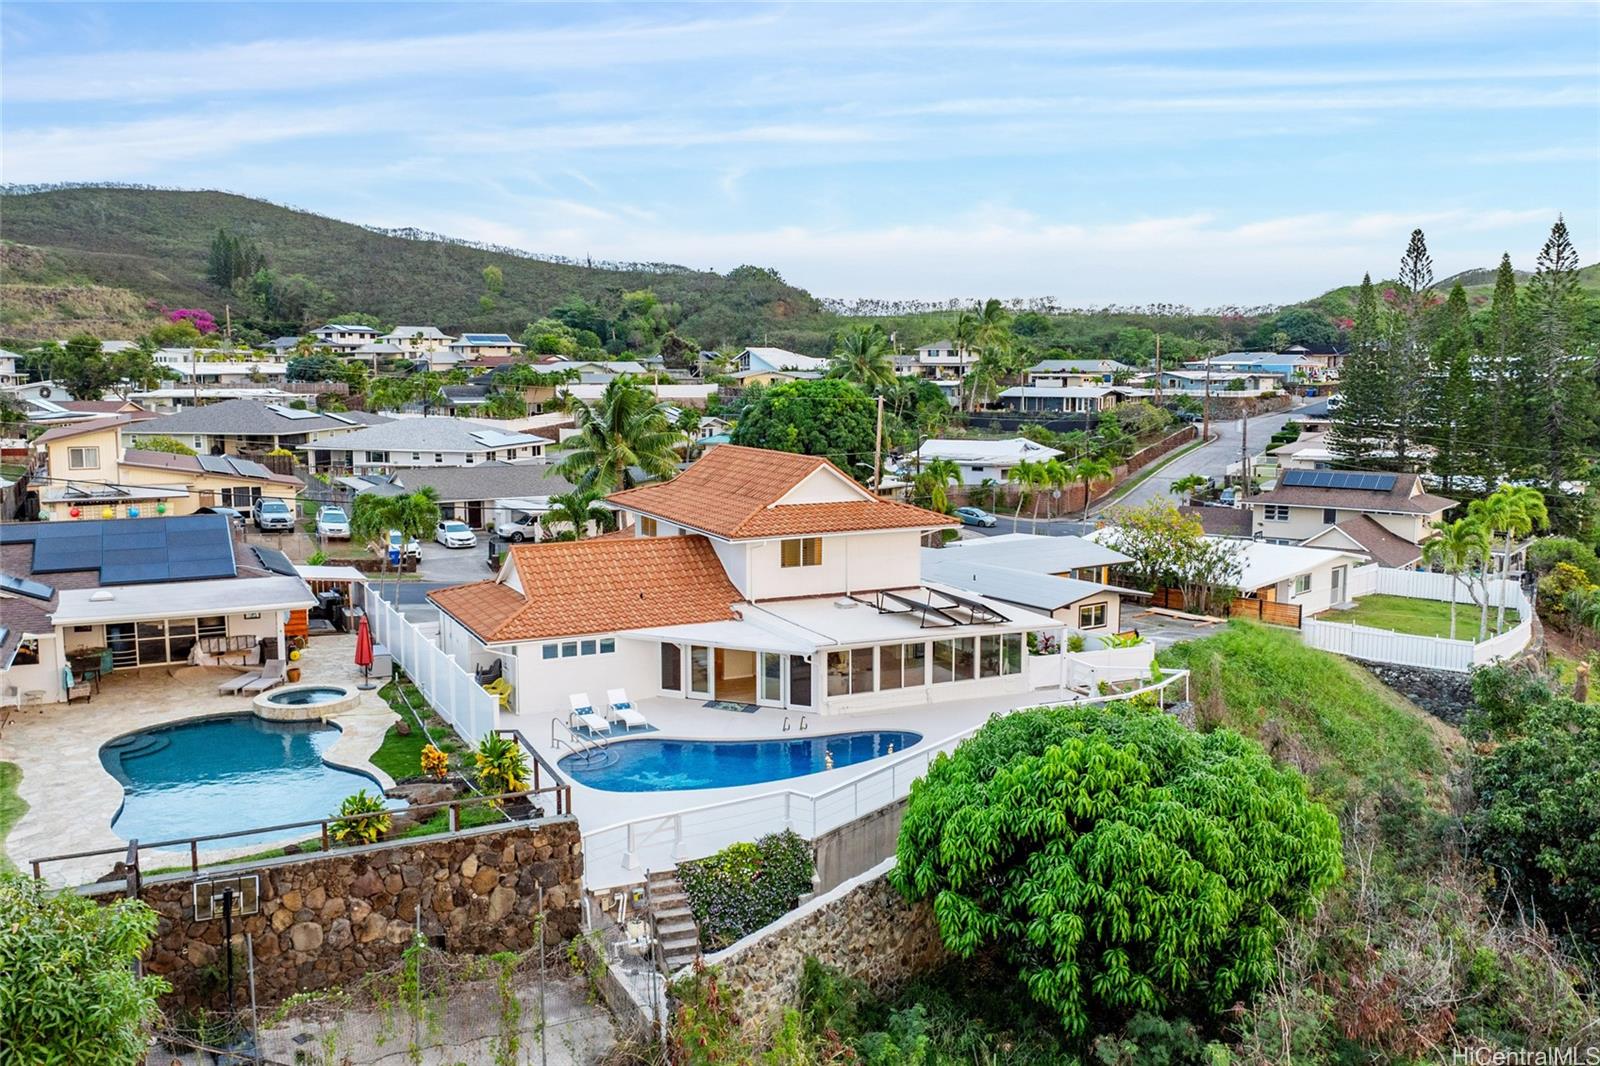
[780,538,822,568]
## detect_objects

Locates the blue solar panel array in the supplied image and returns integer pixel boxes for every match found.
[252,546,300,578]
[0,514,237,585]
[1281,469,1398,492]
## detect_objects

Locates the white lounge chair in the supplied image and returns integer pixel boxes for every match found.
[241,660,286,694]
[605,688,649,731]
[568,693,611,737]
[218,669,260,695]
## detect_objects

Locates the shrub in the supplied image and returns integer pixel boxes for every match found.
[1526,537,1600,585]
[473,733,529,799]
[0,873,169,1065]
[306,549,328,566]
[678,829,814,949]
[1537,562,1595,626]
[421,743,449,781]
[329,789,391,845]
[891,702,1343,1038]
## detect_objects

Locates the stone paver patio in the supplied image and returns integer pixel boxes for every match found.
[1,632,397,885]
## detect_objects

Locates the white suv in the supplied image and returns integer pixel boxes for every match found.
[253,496,296,532]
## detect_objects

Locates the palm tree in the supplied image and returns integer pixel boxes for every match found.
[557,376,681,492]
[1056,430,1091,461]
[1422,517,1491,640]
[1041,458,1071,519]
[674,406,703,459]
[918,458,961,514]
[1469,485,1549,632]
[830,324,896,390]
[1007,459,1040,523]
[543,488,615,541]
[1170,474,1208,505]
[1075,455,1114,520]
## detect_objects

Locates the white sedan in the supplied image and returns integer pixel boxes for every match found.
[434,520,478,549]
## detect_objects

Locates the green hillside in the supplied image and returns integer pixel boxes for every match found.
[0,186,834,349]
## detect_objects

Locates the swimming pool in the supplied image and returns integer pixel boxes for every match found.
[100,715,395,847]
[558,730,923,792]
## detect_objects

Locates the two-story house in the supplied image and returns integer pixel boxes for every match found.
[428,445,1055,716]
[121,399,390,459]
[151,348,289,387]
[310,324,381,352]
[1244,470,1455,567]
[447,334,525,361]
[1023,359,1130,388]
[298,416,549,474]
[912,340,979,383]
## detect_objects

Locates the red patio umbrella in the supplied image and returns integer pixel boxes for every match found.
[354,612,375,690]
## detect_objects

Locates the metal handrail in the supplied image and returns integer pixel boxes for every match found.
[494,727,572,816]
[30,786,567,882]
[549,715,607,765]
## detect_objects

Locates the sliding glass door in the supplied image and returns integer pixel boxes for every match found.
[759,652,784,705]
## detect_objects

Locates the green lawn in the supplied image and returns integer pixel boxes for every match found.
[370,673,467,781]
[0,762,27,874]
[1322,594,1517,641]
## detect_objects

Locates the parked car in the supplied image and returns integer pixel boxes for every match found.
[252,496,296,532]
[953,506,998,528]
[385,529,422,562]
[497,511,539,543]
[434,520,478,549]
[315,506,351,539]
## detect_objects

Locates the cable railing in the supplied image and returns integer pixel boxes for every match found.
[581,669,1190,889]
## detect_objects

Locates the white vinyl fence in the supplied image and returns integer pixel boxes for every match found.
[358,587,498,746]
[1302,568,1533,673]
[581,669,1190,889]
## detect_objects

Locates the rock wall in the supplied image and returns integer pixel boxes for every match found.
[1359,662,1476,725]
[114,819,582,1010]
[694,859,944,1035]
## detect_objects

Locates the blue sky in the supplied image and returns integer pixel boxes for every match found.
[3,2,1596,305]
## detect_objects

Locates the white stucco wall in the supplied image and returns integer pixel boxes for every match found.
[745,530,922,601]
[509,636,661,716]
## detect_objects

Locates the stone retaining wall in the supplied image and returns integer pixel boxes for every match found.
[692,859,944,1035]
[110,818,582,1010]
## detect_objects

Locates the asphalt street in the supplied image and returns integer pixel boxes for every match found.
[1093,402,1303,513]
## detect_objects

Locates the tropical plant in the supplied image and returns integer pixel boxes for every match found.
[1007,459,1042,524]
[1470,485,1550,632]
[890,702,1343,1038]
[1040,458,1071,519]
[557,375,680,492]
[674,405,704,458]
[543,488,615,541]
[306,549,328,566]
[1098,631,1144,649]
[677,830,814,950]
[730,378,877,480]
[1169,474,1208,505]
[1074,454,1114,520]
[1100,501,1243,615]
[132,434,197,456]
[829,323,896,390]
[474,733,529,800]
[329,789,391,845]
[1065,633,1086,653]
[1422,517,1493,640]
[915,458,961,514]
[0,872,170,1065]
[420,743,449,781]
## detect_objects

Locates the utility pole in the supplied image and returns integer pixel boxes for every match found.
[872,393,885,490]
[224,303,233,347]
[1153,333,1162,405]
[1201,358,1213,443]
[1239,412,1250,493]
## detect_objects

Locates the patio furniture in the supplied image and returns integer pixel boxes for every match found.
[605,688,649,731]
[483,676,514,713]
[218,670,260,695]
[568,693,611,738]
[475,658,504,685]
[241,660,287,694]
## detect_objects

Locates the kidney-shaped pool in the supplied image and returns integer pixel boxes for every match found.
[559,730,923,792]
[100,714,395,846]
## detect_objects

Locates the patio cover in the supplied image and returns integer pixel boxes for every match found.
[50,575,314,626]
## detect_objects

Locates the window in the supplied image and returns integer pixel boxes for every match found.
[67,446,99,470]
[953,637,976,681]
[412,453,421,462]
[826,649,875,696]
[1322,508,1337,525]
[561,641,578,658]
[580,639,597,656]
[639,517,658,537]
[780,538,822,568]
[220,486,262,508]
[932,640,954,683]
[1293,574,1312,596]
[879,642,926,689]
[851,648,874,693]
[1002,633,1023,675]
[660,643,681,690]
[435,454,443,463]
[979,635,1002,678]
[599,638,615,654]
[487,452,497,462]
[1078,602,1108,629]
[1264,505,1291,522]
[197,616,227,640]
[933,638,977,682]
[366,451,389,464]
[542,644,559,660]
[789,656,812,706]
[879,644,903,689]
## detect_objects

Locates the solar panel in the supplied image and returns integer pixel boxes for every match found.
[252,546,299,577]
[231,458,273,479]
[266,404,320,421]
[8,514,237,584]
[1282,469,1398,492]
[0,574,55,601]
[197,454,233,475]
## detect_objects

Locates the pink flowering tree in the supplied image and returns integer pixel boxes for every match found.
[166,308,218,334]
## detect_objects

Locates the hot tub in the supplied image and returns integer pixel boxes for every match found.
[253,682,361,721]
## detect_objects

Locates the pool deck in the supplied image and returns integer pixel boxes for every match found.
[1,632,397,886]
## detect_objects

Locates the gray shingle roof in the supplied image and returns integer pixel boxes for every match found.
[1244,473,1456,515]
[121,399,391,437]
[305,417,548,453]
[1028,359,1132,374]
[389,463,576,501]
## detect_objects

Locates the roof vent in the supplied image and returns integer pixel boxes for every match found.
[833,596,856,610]
[90,590,114,601]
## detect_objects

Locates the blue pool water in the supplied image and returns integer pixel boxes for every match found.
[101,715,394,846]
[559,731,924,792]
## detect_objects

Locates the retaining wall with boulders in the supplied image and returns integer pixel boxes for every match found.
[688,858,944,1036]
[100,818,583,1010]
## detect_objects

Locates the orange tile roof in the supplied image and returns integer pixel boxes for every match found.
[427,535,740,642]
[607,444,954,539]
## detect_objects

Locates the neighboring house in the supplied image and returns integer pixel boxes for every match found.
[310,324,381,352]
[428,444,1055,716]
[1142,369,1285,395]
[380,326,454,353]
[130,386,304,410]
[922,533,1145,633]
[732,368,821,387]
[152,348,289,386]
[910,437,1062,486]
[1303,515,1428,570]
[448,334,525,360]
[0,514,315,706]
[560,382,717,408]
[1296,397,1336,434]
[32,417,300,519]
[912,340,979,380]
[300,416,549,473]
[349,342,405,365]
[1184,351,1323,380]
[57,399,151,418]
[541,359,650,377]
[997,385,1127,415]
[1268,431,1353,472]
[733,347,832,376]
[0,349,23,388]
[1178,504,1253,539]
[1023,359,1130,388]
[1230,540,1368,616]
[1244,470,1455,546]
[357,462,577,530]
[265,336,303,355]
[121,398,390,458]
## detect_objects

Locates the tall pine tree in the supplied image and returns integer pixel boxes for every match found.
[1330,273,1391,465]
[1523,216,1595,495]
[1427,283,1473,493]
[1473,254,1520,484]
[1388,228,1435,471]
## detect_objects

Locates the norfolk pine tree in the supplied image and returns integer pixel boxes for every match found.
[1330,274,1390,464]
[1473,254,1521,484]
[1427,283,1474,494]
[1388,228,1436,471]
[1523,217,1595,496]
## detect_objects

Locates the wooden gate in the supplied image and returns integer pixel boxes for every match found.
[1228,597,1302,628]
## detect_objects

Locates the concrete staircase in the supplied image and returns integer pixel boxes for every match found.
[646,869,702,974]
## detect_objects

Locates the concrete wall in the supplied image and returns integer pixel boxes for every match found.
[745,530,922,601]
[101,819,583,1010]
[812,798,908,894]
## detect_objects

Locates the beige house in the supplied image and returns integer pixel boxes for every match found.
[33,417,299,520]
[1023,359,1131,388]
[1243,471,1455,547]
